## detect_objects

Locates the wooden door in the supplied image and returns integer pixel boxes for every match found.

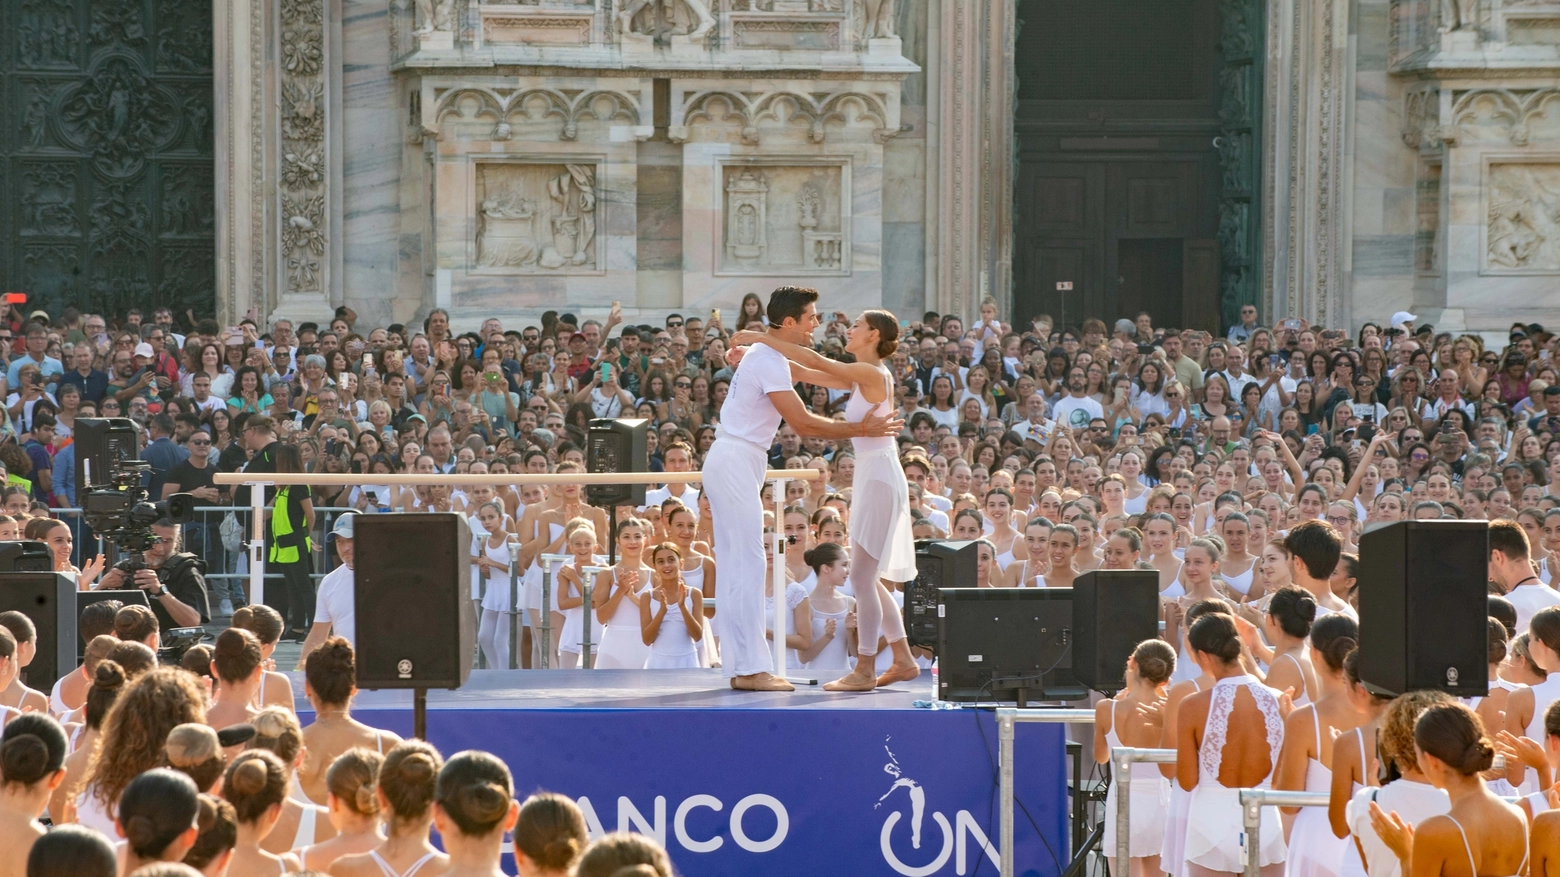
[1013,161,1103,327]
[1181,238,1221,332]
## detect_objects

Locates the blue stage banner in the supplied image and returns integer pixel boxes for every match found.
[345,706,1069,877]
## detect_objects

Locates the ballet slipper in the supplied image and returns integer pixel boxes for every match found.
[823,666,878,692]
[731,673,795,692]
[875,659,921,687]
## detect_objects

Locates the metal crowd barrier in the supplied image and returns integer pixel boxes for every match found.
[1239,789,1329,877]
[996,707,1098,877]
[1110,747,1177,869]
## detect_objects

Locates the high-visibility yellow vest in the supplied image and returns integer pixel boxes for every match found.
[269,486,312,564]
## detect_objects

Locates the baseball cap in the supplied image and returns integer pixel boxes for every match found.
[569,332,587,342]
[1390,311,1418,326]
[27,310,48,322]
[331,511,358,540]
[133,342,155,358]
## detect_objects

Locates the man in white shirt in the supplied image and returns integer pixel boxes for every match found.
[190,374,224,414]
[1050,366,1105,432]
[1221,345,1257,396]
[1423,369,1474,424]
[705,287,899,692]
[643,441,700,518]
[295,512,358,666]
[1012,392,1054,445]
[1490,520,1560,635]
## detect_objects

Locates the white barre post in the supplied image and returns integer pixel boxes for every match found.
[1111,747,1177,871]
[540,554,569,670]
[995,707,1100,877]
[247,481,266,607]
[1240,789,1329,877]
[507,537,520,670]
[771,478,786,681]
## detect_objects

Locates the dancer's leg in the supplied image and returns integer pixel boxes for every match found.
[703,439,789,689]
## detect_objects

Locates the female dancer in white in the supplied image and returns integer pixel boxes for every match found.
[1095,639,1174,877]
[1159,600,1239,877]
[1176,612,1289,877]
[592,518,653,670]
[796,542,856,673]
[641,542,704,669]
[733,308,919,691]
[1504,606,1560,793]
[473,503,518,670]
[555,520,601,669]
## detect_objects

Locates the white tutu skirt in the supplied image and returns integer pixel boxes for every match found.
[1162,784,1193,877]
[1183,785,1285,872]
[848,445,918,582]
[646,649,701,669]
[1104,773,1171,859]
[1287,804,1346,877]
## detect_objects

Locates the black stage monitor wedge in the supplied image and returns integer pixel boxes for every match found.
[0,541,57,572]
[904,540,979,649]
[935,587,1085,706]
[0,573,76,689]
[354,513,473,690]
[586,419,650,507]
[1358,520,1489,697]
[74,417,139,490]
[1073,569,1161,693]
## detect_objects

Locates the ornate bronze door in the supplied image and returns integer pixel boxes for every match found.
[3,0,213,317]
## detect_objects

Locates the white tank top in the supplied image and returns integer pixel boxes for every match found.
[844,365,895,454]
[1526,675,1560,740]
[1221,559,1256,596]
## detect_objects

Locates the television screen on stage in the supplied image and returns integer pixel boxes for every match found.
[935,588,1085,705]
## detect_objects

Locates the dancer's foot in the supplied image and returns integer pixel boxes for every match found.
[875,658,921,687]
[730,673,795,692]
[822,665,877,692]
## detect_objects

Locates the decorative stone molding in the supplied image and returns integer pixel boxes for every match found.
[277,0,332,306]
[716,161,849,275]
[425,83,653,142]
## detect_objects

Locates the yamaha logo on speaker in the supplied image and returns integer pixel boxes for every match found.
[398,659,413,679]
[1446,666,1458,686]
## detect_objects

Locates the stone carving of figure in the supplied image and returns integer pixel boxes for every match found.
[542,164,596,267]
[618,0,715,39]
[414,0,454,33]
[479,194,540,267]
[1488,195,1544,268]
[23,92,48,150]
[1439,0,1476,31]
[865,0,896,38]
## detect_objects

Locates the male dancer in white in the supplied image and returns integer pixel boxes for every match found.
[707,286,903,692]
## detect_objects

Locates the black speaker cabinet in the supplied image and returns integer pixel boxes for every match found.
[903,540,979,649]
[586,419,649,507]
[0,542,57,572]
[354,514,473,690]
[1073,569,1162,693]
[1358,520,1489,697]
[0,573,76,689]
[74,418,138,490]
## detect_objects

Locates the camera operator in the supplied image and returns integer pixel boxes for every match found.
[97,518,210,631]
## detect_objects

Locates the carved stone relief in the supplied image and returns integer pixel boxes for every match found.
[1452,89,1560,146]
[1486,164,1560,272]
[719,164,846,273]
[58,57,181,178]
[16,0,77,68]
[1402,86,1443,149]
[19,163,79,237]
[278,0,330,296]
[620,0,715,39]
[475,163,600,271]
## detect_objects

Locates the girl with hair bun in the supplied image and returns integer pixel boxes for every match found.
[299,636,401,806]
[432,751,520,876]
[473,501,519,671]
[116,768,200,873]
[796,542,855,673]
[222,749,301,876]
[1094,639,1174,877]
[640,542,705,670]
[1505,606,1560,794]
[207,627,264,729]
[1259,586,1320,707]
[296,748,384,872]
[1159,599,1236,877]
[594,518,653,671]
[1326,649,1398,873]
[555,519,601,669]
[1342,690,1449,877]
[184,794,239,877]
[1164,538,1228,686]
[231,605,295,712]
[1176,612,1289,877]
[1275,614,1364,877]
[47,656,123,823]
[1371,703,1527,877]
[327,741,448,877]
[248,707,335,856]
[513,792,588,877]
[24,823,118,877]
[573,832,673,877]
[0,712,67,869]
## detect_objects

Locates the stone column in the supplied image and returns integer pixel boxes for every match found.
[214,0,269,325]
[929,0,1014,320]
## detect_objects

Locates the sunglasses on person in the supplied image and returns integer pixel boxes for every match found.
[189,439,211,446]
[668,320,684,328]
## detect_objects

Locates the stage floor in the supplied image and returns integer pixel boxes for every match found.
[289,668,938,710]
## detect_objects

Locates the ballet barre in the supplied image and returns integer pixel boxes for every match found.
[1110,747,1177,871]
[1238,789,1328,877]
[997,707,1099,877]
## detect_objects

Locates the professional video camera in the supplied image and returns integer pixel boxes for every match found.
[76,418,197,569]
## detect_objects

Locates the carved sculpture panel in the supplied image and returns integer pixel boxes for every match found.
[475,162,600,271]
[1486,163,1560,272]
[719,164,847,274]
[278,0,330,296]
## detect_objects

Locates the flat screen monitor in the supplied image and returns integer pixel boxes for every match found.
[935,587,1085,705]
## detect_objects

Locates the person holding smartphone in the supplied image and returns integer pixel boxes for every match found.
[575,360,631,419]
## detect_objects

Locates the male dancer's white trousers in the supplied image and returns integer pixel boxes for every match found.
[702,435,773,678]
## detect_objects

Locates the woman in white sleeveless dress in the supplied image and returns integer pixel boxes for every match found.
[1158,601,1233,877]
[1216,512,1259,601]
[796,543,856,673]
[642,542,705,669]
[1504,607,1560,793]
[1176,612,1288,877]
[1342,690,1447,877]
[1007,518,1052,588]
[1095,639,1175,877]
[1329,650,1395,877]
[473,503,519,670]
[554,520,602,669]
[592,518,653,670]
[665,501,718,668]
[732,310,919,691]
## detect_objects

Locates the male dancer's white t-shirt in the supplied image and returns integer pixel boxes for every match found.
[720,344,793,445]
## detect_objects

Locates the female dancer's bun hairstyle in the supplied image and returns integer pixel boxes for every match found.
[118,768,200,858]
[802,542,846,573]
[305,636,357,706]
[182,794,237,871]
[231,604,285,646]
[163,723,226,792]
[435,750,514,836]
[211,628,263,684]
[1531,606,1560,656]
[514,792,589,872]
[179,645,214,680]
[25,824,118,877]
[106,641,156,679]
[327,747,383,817]
[248,706,303,765]
[1187,613,1242,664]
[223,750,288,824]
[1182,598,1231,631]
[0,712,66,786]
[862,309,900,357]
[380,740,443,822]
[1414,701,1495,775]
[1267,586,1318,639]
[1488,617,1510,666]
[1130,639,1176,685]
[573,832,675,877]
[1309,613,1359,674]
[84,658,126,731]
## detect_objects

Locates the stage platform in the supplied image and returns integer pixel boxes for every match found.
[290,669,1071,877]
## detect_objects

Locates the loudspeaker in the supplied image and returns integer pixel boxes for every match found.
[1072,569,1162,692]
[1358,520,1489,697]
[0,542,56,572]
[74,418,138,490]
[903,540,979,649]
[0,573,76,689]
[354,513,472,690]
[586,419,650,507]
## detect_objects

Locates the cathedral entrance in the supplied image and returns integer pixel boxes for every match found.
[1012,0,1262,332]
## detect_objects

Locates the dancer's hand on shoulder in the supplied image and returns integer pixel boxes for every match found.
[731,330,766,348]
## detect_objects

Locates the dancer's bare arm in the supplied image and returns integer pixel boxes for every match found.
[734,330,888,402]
[767,390,902,439]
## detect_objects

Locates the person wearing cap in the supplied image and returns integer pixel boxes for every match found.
[295,512,359,667]
[565,331,595,382]
[97,519,210,631]
[5,323,61,389]
[1389,310,1417,334]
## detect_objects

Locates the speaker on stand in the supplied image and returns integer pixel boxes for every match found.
[586,419,649,565]
[1071,569,1162,693]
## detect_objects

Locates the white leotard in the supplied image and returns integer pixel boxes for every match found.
[1220,558,1256,596]
[370,850,441,877]
[1449,814,1527,877]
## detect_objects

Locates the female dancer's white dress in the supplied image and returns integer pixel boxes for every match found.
[645,591,701,669]
[1182,675,1287,873]
[844,366,918,583]
[477,538,517,613]
[1522,674,1560,792]
[1337,730,1369,877]
[1286,709,1347,877]
[559,566,606,662]
[765,580,810,670]
[523,522,565,627]
[1103,700,1171,859]
[1346,776,1447,877]
[683,556,715,668]
[594,565,652,669]
[804,598,854,673]
[1162,679,1199,877]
